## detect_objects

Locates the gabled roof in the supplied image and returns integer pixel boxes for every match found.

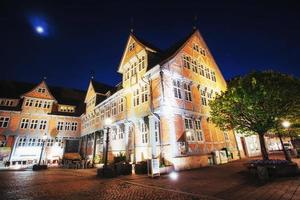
[118,29,199,72]
[91,80,115,94]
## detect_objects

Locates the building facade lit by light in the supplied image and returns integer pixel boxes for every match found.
[0,29,241,169]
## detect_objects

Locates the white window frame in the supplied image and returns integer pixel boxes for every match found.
[30,119,38,129]
[183,83,192,102]
[20,118,29,129]
[0,117,10,128]
[173,79,182,99]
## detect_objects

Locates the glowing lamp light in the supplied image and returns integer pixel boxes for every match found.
[36,26,44,34]
[105,118,112,126]
[282,120,291,129]
[169,171,178,180]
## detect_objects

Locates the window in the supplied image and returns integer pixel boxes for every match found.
[141,122,148,144]
[141,85,148,103]
[57,121,64,131]
[200,49,206,56]
[201,88,207,106]
[154,121,159,143]
[29,99,33,106]
[65,122,71,131]
[138,56,145,71]
[195,120,204,141]
[34,100,39,107]
[205,67,211,79]
[105,105,111,118]
[30,119,38,129]
[20,118,29,129]
[0,99,14,107]
[191,59,198,73]
[25,99,30,106]
[199,65,205,76]
[39,120,47,130]
[128,42,135,51]
[71,122,78,131]
[173,80,182,99]
[193,43,199,52]
[100,109,105,120]
[184,118,193,129]
[183,83,192,101]
[133,89,139,106]
[118,98,124,113]
[182,55,191,69]
[112,102,117,116]
[18,137,27,147]
[211,71,216,82]
[47,139,54,147]
[37,88,46,93]
[0,117,9,128]
[118,125,124,139]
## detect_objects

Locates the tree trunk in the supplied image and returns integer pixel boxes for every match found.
[279,134,292,162]
[258,133,269,160]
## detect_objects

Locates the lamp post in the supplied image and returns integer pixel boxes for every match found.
[103,118,112,168]
[38,134,48,166]
[281,120,292,162]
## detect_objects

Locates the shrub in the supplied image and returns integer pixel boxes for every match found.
[248,159,289,167]
[114,152,126,163]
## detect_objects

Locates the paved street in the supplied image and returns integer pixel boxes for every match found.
[1,154,300,200]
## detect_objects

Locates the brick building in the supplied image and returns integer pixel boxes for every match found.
[0,29,239,169]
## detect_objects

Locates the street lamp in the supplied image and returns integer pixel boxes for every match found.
[103,118,112,168]
[38,134,48,166]
[282,120,291,129]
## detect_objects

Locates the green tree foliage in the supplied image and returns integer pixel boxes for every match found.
[209,71,300,160]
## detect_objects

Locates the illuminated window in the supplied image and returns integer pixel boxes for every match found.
[112,102,117,116]
[141,122,148,144]
[118,98,124,113]
[195,120,204,142]
[65,122,71,131]
[57,121,64,131]
[71,122,78,131]
[141,85,148,103]
[184,118,194,141]
[0,117,9,128]
[133,89,139,106]
[205,67,211,79]
[20,118,29,129]
[39,120,47,130]
[211,71,216,82]
[183,83,192,101]
[173,80,182,99]
[200,88,207,106]
[30,119,38,129]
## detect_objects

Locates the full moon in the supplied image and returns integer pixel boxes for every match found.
[36,26,44,34]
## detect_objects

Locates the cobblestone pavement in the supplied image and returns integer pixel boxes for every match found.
[0,168,217,200]
[121,154,300,200]
[1,154,300,200]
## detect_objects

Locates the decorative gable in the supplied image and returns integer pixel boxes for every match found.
[84,81,96,103]
[22,81,56,100]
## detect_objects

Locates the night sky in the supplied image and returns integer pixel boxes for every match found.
[1,0,299,90]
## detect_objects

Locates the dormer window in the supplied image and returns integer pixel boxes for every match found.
[193,43,206,56]
[128,42,135,51]
[58,105,75,113]
[37,88,46,93]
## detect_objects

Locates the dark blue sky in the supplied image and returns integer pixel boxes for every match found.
[1,0,299,90]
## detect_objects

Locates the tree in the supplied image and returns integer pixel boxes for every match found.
[209,71,300,160]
